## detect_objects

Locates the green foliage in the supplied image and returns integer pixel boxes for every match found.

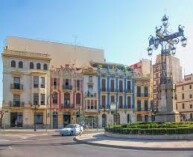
[105,122,193,135]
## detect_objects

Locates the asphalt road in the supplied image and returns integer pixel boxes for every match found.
[0,133,193,157]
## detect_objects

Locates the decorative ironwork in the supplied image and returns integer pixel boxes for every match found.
[147,15,187,84]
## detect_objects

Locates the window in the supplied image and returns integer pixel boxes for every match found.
[11,60,16,67]
[127,81,131,92]
[127,96,131,108]
[41,94,45,105]
[190,104,192,109]
[13,94,20,106]
[102,95,106,108]
[34,112,43,124]
[91,100,94,109]
[30,62,34,69]
[76,93,81,104]
[127,114,130,123]
[111,96,115,103]
[144,100,148,111]
[18,61,23,68]
[182,103,185,109]
[77,80,80,91]
[119,96,123,108]
[53,92,58,104]
[33,76,39,88]
[137,100,141,111]
[110,79,115,92]
[64,93,70,106]
[119,80,123,92]
[54,78,57,86]
[182,86,184,90]
[190,94,192,99]
[88,85,93,95]
[33,93,39,105]
[41,77,45,88]
[137,86,141,97]
[43,64,48,70]
[102,79,106,91]
[190,85,192,89]
[176,103,178,110]
[145,115,149,122]
[182,93,184,99]
[190,113,193,119]
[37,63,41,69]
[144,87,148,97]
[13,77,20,89]
[88,76,92,82]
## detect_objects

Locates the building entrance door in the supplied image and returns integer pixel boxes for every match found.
[53,112,58,129]
[102,114,107,128]
[63,113,71,127]
[10,112,23,127]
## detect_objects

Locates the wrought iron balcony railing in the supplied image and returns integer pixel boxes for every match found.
[10,84,23,90]
[63,85,73,90]
[9,101,24,107]
[61,103,74,108]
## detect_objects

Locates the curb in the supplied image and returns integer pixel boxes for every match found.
[73,137,193,151]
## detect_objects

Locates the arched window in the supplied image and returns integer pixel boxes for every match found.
[37,63,41,69]
[64,93,70,106]
[11,60,16,67]
[53,92,58,104]
[18,61,23,68]
[76,93,81,104]
[43,64,48,70]
[30,62,34,69]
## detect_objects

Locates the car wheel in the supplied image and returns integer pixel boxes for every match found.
[61,134,64,136]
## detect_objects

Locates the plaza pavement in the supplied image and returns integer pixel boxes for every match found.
[75,132,193,151]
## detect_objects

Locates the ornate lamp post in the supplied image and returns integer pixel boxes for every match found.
[147,15,187,122]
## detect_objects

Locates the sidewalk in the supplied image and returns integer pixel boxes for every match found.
[75,132,193,151]
[0,129,57,134]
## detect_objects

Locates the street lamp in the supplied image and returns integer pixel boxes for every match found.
[147,15,187,85]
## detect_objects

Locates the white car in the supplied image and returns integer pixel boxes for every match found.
[59,124,83,136]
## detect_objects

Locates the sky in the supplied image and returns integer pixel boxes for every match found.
[0,0,193,106]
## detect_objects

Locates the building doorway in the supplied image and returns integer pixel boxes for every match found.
[53,112,58,129]
[63,112,71,127]
[102,114,107,128]
[113,113,120,125]
[10,112,23,127]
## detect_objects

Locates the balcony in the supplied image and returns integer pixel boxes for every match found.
[9,101,24,107]
[118,89,124,93]
[136,93,149,97]
[110,88,116,92]
[62,85,73,90]
[10,83,23,90]
[101,88,107,92]
[61,103,74,109]
[86,92,97,98]
[87,80,94,86]
[125,89,132,93]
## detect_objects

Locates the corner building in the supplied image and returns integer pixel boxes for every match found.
[2,46,51,128]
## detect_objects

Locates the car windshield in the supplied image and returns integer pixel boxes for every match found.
[65,124,75,128]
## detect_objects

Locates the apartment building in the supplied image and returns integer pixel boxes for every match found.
[176,74,193,121]
[91,62,134,127]
[153,54,182,110]
[2,46,51,128]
